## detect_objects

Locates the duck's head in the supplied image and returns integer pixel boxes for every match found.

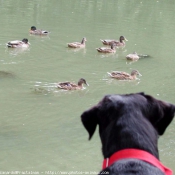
[83,37,87,41]
[131,70,142,77]
[31,26,37,31]
[120,36,128,42]
[81,37,87,44]
[22,38,29,44]
[78,78,89,86]
[133,51,138,55]
[110,43,116,49]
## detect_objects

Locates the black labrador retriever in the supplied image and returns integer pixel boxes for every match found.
[81,92,175,175]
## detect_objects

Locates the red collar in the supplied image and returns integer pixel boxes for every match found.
[102,149,172,175]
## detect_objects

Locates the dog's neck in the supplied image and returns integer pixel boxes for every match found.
[102,149,172,175]
[100,114,159,159]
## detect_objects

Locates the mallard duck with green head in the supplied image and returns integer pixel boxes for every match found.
[57,78,89,90]
[6,38,30,48]
[107,70,142,80]
[29,26,50,35]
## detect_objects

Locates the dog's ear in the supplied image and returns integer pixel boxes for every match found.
[81,106,98,140]
[155,102,175,135]
[143,94,175,135]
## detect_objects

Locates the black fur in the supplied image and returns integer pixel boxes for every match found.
[81,92,175,175]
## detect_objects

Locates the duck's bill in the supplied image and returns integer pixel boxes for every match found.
[28,42,31,45]
[125,38,128,41]
[86,83,89,86]
[138,73,142,77]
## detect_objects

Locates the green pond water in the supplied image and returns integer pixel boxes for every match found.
[0,0,175,173]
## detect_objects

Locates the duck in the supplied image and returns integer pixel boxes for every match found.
[100,36,128,47]
[29,26,50,35]
[68,37,87,48]
[57,78,89,90]
[96,43,116,53]
[6,38,30,48]
[126,52,151,61]
[107,70,142,80]
[126,52,139,61]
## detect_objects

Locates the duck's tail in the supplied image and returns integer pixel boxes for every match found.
[42,31,51,34]
[100,39,109,45]
[57,84,63,89]
[107,72,112,77]
[138,54,150,58]
[6,43,13,48]
[96,48,102,52]
[100,39,107,44]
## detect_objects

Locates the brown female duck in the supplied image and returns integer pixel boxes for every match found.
[6,38,30,48]
[29,26,50,35]
[96,43,116,53]
[100,36,128,46]
[57,78,89,90]
[107,70,142,80]
[68,37,87,48]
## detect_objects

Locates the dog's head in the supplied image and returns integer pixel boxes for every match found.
[81,92,175,140]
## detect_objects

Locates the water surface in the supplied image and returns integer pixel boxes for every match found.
[0,0,175,173]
